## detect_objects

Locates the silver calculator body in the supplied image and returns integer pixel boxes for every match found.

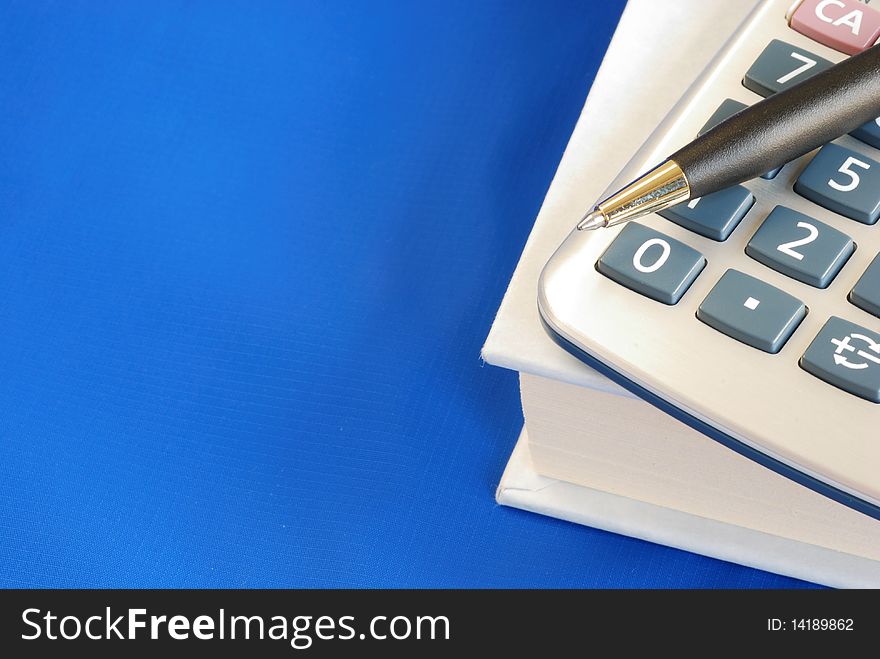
[538,0,880,518]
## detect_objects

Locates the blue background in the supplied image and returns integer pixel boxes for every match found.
[0,0,814,587]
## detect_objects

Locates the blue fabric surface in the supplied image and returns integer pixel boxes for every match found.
[0,0,815,588]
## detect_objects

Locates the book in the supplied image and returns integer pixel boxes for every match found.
[482,0,880,588]
[497,428,880,588]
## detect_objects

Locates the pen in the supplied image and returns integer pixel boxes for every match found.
[577,42,880,232]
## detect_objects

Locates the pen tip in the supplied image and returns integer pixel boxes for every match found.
[576,210,606,231]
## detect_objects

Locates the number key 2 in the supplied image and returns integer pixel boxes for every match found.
[746,206,854,288]
[795,143,880,225]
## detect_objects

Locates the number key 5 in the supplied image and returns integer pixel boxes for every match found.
[795,143,880,224]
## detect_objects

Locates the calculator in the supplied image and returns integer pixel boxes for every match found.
[538,0,880,519]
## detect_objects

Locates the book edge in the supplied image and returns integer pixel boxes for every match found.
[497,428,880,588]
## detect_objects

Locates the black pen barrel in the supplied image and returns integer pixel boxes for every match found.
[671,43,880,198]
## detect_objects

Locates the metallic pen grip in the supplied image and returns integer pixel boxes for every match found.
[586,160,690,229]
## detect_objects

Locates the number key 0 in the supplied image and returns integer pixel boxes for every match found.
[596,223,706,305]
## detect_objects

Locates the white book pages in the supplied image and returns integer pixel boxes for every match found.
[521,373,880,564]
[497,428,880,588]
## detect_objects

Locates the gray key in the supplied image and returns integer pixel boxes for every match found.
[699,99,781,180]
[659,185,753,241]
[597,223,705,305]
[743,39,832,97]
[850,253,880,318]
[795,144,880,225]
[801,316,880,403]
[746,206,854,288]
[699,99,748,136]
[851,117,880,150]
[697,269,806,353]
[760,165,783,181]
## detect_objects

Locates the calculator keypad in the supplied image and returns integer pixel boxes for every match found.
[697,269,806,353]
[850,254,880,318]
[658,185,753,242]
[596,223,705,305]
[742,39,832,97]
[800,317,880,403]
[589,20,880,404]
[746,206,854,288]
[795,143,880,225]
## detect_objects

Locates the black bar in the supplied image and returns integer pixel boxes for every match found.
[0,589,876,656]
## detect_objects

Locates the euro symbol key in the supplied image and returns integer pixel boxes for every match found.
[831,333,880,370]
